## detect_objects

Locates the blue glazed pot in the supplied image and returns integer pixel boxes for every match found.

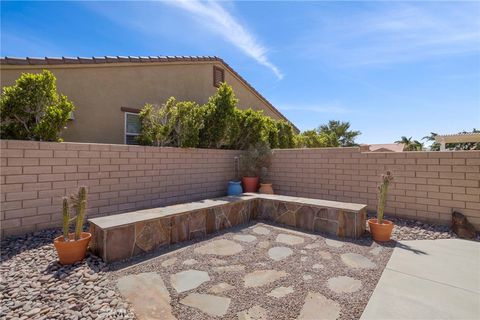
[227,180,243,196]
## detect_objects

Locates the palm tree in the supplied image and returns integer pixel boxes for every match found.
[413,139,424,151]
[422,132,440,151]
[318,120,361,147]
[395,136,423,151]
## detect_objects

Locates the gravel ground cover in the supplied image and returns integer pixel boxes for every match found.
[377,214,479,241]
[0,229,135,320]
[1,216,476,320]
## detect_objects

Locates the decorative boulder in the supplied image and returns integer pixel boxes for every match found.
[452,211,476,240]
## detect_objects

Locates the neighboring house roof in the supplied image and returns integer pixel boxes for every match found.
[435,132,480,144]
[0,55,298,131]
[363,143,405,152]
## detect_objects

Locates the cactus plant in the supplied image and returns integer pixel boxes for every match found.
[54,186,91,265]
[62,197,70,241]
[73,186,87,240]
[260,166,268,184]
[377,171,394,224]
[61,186,88,241]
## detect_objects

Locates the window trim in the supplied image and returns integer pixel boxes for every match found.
[120,106,141,114]
[124,112,140,145]
[213,66,225,87]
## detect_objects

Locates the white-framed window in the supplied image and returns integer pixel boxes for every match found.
[125,112,141,145]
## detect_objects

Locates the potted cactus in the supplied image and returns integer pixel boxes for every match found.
[368,171,394,242]
[53,186,91,265]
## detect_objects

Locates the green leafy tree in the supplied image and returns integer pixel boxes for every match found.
[137,103,164,146]
[172,101,205,148]
[265,116,279,149]
[199,82,237,148]
[318,120,361,147]
[1,70,74,141]
[137,98,205,148]
[227,108,298,150]
[395,136,423,151]
[276,120,296,149]
[295,130,334,148]
[228,108,270,150]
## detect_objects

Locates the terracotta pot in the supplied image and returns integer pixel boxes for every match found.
[54,232,91,265]
[242,176,259,192]
[368,219,394,242]
[258,183,274,194]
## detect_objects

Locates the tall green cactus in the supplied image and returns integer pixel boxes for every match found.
[377,171,394,224]
[74,186,87,240]
[62,197,70,241]
[61,186,88,241]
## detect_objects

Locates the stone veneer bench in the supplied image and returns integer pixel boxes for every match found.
[89,193,367,262]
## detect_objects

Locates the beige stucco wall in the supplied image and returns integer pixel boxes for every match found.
[0,61,283,144]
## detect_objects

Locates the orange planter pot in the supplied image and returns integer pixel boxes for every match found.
[368,219,394,242]
[242,176,259,192]
[54,232,91,265]
[258,183,274,194]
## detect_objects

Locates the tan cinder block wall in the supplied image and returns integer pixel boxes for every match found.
[0,140,240,238]
[0,62,283,144]
[268,148,480,229]
[2,141,478,238]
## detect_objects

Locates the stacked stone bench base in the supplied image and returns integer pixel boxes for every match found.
[89,193,367,262]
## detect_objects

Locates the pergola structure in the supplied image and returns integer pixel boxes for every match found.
[435,132,480,151]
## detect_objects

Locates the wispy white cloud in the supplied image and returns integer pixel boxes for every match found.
[167,0,283,79]
[82,0,282,79]
[295,3,480,67]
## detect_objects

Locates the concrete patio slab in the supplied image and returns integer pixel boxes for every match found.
[386,239,480,292]
[361,239,480,320]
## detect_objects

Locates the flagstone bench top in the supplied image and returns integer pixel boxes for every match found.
[88,194,256,230]
[254,193,367,212]
[88,193,367,230]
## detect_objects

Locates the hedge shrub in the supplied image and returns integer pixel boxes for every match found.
[137,97,205,148]
[136,83,357,150]
[198,83,237,148]
[228,108,270,150]
[1,70,75,141]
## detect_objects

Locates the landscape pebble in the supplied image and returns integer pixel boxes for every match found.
[383,214,467,241]
[1,215,474,320]
[0,228,135,319]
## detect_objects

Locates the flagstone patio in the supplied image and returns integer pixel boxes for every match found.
[0,215,469,319]
[112,222,393,320]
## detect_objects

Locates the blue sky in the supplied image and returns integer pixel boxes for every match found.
[2,1,479,144]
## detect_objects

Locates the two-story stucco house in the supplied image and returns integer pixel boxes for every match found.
[0,56,294,145]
